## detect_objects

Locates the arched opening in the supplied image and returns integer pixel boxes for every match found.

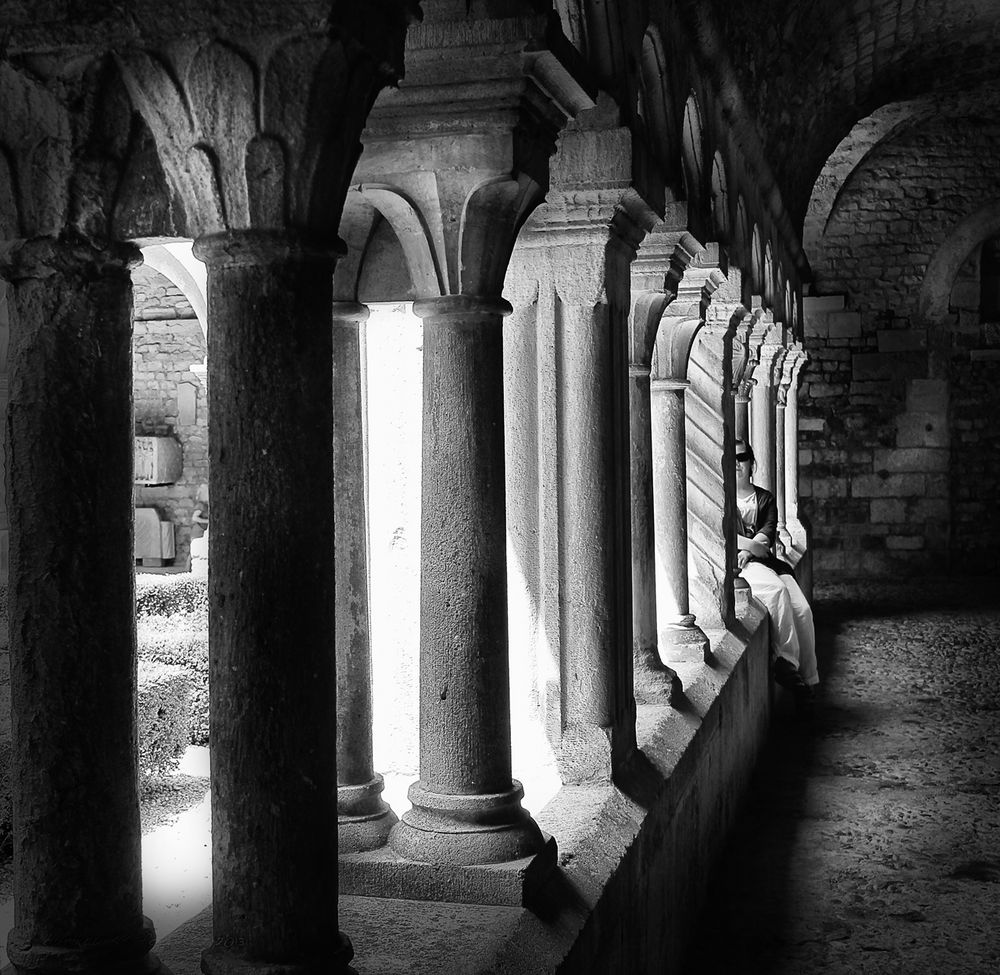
[711,151,730,241]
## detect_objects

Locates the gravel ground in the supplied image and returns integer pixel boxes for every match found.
[685,575,1000,975]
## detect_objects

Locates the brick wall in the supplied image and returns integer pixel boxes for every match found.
[132,264,208,569]
[800,116,1000,577]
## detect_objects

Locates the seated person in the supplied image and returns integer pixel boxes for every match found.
[734,438,818,700]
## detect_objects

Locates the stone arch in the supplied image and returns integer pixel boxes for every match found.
[681,91,705,205]
[734,194,750,267]
[710,151,729,241]
[763,240,774,306]
[140,242,208,339]
[918,200,1000,322]
[640,26,678,181]
[751,224,764,294]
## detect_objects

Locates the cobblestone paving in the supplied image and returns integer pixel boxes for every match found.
[684,577,1000,975]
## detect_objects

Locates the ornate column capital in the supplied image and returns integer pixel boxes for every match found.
[351,12,593,299]
[0,59,139,246]
[117,11,417,240]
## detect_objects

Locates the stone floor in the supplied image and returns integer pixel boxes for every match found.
[684,576,1000,975]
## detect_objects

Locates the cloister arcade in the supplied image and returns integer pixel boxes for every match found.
[0,1,997,973]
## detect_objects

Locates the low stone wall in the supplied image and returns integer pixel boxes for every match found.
[154,607,772,974]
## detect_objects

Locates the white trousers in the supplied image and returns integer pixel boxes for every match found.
[741,561,819,686]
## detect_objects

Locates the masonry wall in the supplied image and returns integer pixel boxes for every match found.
[132,264,209,570]
[799,116,1000,577]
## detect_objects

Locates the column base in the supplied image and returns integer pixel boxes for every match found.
[733,576,752,615]
[338,775,399,853]
[341,833,557,907]
[388,780,545,866]
[659,620,710,665]
[201,932,355,975]
[633,644,680,706]
[7,918,170,975]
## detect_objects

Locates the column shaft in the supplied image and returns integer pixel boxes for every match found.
[775,400,791,555]
[629,367,670,693]
[751,380,775,491]
[735,390,750,441]
[651,379,709,661]
[785,362,806,553]
[332,302,395,852]
[389,295,543,866]
[2,239,163,975]
[196,232,351,973]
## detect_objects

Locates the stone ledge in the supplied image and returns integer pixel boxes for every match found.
[338,835,557,907]
[152,610,773,975]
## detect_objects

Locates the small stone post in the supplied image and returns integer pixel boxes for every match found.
[332,300,397,852]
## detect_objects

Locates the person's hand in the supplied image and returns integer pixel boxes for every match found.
[737,550,752,570]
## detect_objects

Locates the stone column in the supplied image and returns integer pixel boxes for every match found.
[735,376,753,441]
[774,351,793,557]
[629,361,674,696]
[195,231,352,974]
[352,12,592,854]
[651,377,707,659]
[784,346,809,555]
[1,237,166,975]
[750,336,782,492]
[120,17,419,966]
[389,294,547,865]
[647,260,722,662]
[628,231,700,698]
[332,301,396,852]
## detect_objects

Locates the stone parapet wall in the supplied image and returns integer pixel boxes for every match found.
[153,610,773,974]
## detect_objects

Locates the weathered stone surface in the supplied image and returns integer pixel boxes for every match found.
[687,579,1000,975]
[1,237,164,975]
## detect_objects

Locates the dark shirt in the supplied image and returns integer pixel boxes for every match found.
[739,485,793,576]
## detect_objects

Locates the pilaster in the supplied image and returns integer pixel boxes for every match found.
[511,119,659,783]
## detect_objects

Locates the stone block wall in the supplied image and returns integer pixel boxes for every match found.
[799,116,1000,577]
[132,265,208,569]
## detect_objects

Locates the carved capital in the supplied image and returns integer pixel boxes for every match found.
[348,14,591,299]
[118,19,414,238]
[0,58,140,245]
[0,234,140,283]
[628,229,705,366]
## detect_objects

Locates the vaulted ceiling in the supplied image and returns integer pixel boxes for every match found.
[686,0,1000,233]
